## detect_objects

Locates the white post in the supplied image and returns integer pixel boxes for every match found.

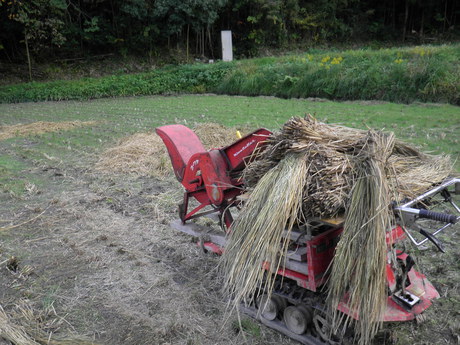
[221,30,233,62]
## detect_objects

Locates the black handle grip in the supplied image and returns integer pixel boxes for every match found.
[419,228,445,253]
[419,209,458,224]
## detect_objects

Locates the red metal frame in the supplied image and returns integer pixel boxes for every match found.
[156,124,271,227]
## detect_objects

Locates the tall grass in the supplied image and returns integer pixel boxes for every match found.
[1,44,458,104]
[217,44,460,104]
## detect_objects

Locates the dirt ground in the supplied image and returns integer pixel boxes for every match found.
[0,143,296,345]
[0,129,459,345]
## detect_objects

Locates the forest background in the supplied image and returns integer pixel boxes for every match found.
[1,0,459,79]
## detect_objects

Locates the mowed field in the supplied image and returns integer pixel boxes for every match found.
[0,94,459,345]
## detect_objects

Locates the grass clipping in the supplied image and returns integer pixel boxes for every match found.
[0,121,98,141]
[222,115,452,345]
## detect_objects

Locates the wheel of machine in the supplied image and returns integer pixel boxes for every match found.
[312,309,343,345]
[283,305,313,335]
[257,294,286,321]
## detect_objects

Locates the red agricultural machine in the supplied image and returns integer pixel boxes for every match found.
[156,124,460,345]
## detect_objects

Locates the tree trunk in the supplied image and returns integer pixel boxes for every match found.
[392,0,396,30]
[186,24,190,62]
[25,30,32,82]
[443,0,448,32]
[202,28,205,57]
[207,25,213,59]
[420,9,424,40]
[403,0,409,41]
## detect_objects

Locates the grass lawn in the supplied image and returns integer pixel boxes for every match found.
[0,94,458,197]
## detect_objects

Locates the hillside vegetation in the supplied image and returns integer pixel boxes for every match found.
[1,44,459,105]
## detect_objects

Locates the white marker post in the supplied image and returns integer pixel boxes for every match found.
[221,30,233,62]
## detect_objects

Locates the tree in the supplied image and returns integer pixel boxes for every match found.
[2,0,66,80]
[153,0,227,59]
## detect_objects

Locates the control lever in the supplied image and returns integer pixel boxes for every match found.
[398,207,459,224]
[418,228,445,253]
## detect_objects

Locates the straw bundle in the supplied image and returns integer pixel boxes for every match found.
[222,153,307,307]
[326,131,394,345]
[244,115,452,218]
[223,115,452,344]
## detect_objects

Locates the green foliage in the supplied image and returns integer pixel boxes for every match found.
[8,0,66,52]
[0,44,459,105]
[0,0,459,63]
[216,44,460,105]
[0,62,234,102]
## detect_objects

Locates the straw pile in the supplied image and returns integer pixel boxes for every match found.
[194,123,251,149]
[95,132,170,177]
[222,115,452,344]
[0,304,39,345]
[95,123,251,176]
[0,304,97,345]
[243,116,451,217]
[0,121,97,141]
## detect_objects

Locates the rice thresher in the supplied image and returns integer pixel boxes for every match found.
[156,124,460,345]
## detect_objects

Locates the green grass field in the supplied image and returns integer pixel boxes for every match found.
[0,95,458,196]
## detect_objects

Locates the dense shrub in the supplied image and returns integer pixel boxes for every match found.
[1,44,458,105]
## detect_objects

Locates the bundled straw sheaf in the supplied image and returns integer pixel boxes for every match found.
[222,153,307,308]
[244,115,451,217]
[223,115,452,345]
[326,131,394,345]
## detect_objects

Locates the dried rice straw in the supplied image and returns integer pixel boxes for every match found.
[0,305,40,345]
[0,121,98,141]
[221,153,307,308]
[0,303,99,345]
[95,123,252,177]
[326,130,394,345]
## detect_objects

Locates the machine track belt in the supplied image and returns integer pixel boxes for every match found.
[240,305,328,345]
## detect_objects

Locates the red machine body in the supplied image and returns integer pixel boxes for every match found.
[156,124,271,228]
[157,124,444,344]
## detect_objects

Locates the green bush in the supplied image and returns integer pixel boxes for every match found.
[215,44,460,104]
[0,44,458,104]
